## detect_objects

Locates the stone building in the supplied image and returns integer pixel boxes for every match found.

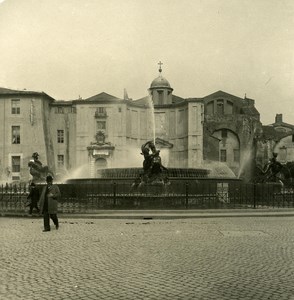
[256,114,294,167]
[202,91,262,179]
[1,65,275,183]
[0,67,204,182]
[0,88,56,182]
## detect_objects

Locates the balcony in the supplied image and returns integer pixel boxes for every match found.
[95,111,107,118]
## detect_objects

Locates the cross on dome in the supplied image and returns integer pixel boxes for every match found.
[158,61,163,73]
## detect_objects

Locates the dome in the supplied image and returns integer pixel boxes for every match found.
[150,76,171,89]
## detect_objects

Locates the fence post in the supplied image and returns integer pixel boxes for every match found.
[185,182,189,209]
[253,183,256,209]
[113,182,116,206]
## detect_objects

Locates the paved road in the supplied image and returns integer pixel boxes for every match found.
[1,216,294,300]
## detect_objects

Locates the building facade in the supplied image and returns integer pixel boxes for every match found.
[4,67,286,183]
[202,91,262,179]
[256,114,294,167]
[0,69,205,182]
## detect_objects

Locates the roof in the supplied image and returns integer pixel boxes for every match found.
[84,92,120,102]
[260,125,293,142]
[269,121,294,130]
[133,94,191,107]
[202,90,244,101]
[150,76,171,89]
[0,87,55,100]
[241,106,260,116]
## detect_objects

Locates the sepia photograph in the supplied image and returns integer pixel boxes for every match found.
[1,0,294,299]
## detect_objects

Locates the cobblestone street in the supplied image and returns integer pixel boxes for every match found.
[1,216,294,300]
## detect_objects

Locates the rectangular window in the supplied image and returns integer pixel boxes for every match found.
[12,126,20,144]
[57,130,64,143]
[220,149,227,162]
[279,147,287,162]
[158,90,163,105]
[233,149,240,162]
[55,107,64,114]
[95,107,107,117]
[12,156,21,172]
[11,99,20,114]
[57,155,64,167]
[221,129,227,138]
[98,107,105,114]
[292,135,294,142]
[96,121,106,131]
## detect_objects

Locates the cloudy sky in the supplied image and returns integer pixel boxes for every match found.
[0,0,294,124]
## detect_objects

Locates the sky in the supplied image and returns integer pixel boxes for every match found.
[0,0,294,125]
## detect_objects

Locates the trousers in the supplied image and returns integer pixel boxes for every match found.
[43,211,59,230]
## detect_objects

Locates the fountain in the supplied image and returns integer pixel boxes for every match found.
[65,90,240,195]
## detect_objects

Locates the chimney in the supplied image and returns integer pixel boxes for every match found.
[275,114,282,123]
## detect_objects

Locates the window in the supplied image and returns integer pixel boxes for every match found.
[12,156,21,172]
[158,90,163,104]
[95,107,107,117]
[292,135,294,143]
[279,146,287,162]
[220,149,227,162]
[11,99,20,114]
[57,155,64,167]
[217,99,224,114]
[55,107,64,114]
[97,121,106,131]
[206,101,214,115]
[57,130,64,143]
[12,126,20,144]
[234,149,240,162]
[221,129,227,138]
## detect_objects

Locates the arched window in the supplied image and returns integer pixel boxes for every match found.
[217,99,224,114]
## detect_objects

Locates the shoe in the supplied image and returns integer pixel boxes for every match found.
[55,224,59,230]
[42,229,50,232]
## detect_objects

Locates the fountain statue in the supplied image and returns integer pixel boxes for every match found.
[130,141,169,190]
[28,152,53,183]
[140,140,168,183]
[255,152,284,183]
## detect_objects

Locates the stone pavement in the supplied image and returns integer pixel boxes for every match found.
[1,215,294,300]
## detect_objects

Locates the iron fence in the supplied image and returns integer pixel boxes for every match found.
[0,181,294,214]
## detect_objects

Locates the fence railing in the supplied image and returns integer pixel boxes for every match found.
[0,181,294,213]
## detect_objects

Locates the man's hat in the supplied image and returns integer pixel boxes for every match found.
[46,175,53,182]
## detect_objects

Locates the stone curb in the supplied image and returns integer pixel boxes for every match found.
[2,209,294,219]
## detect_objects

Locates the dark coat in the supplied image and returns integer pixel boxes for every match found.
[27,187,40,204]
[39,184,61,214]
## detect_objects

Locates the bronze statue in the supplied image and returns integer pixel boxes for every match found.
[28,152,53,183]
[255,152,283,183]
[139,141,168,184]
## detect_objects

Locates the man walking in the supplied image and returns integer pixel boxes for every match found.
[39,175,60,232]
[27,182,40,215]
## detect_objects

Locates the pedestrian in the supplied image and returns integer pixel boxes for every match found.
[27,183,40,215]
[39,175,60,232]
